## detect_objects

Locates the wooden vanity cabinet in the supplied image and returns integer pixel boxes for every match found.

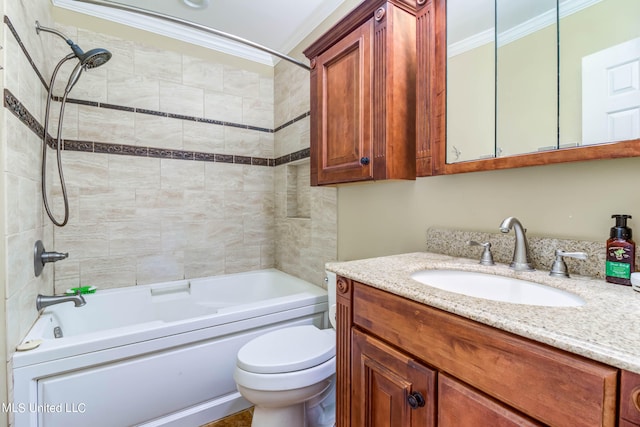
[620,370,640,426]
[336,276,622,427]
[438,374,542,426]
[303,0,416,186]
[352,329,436,427]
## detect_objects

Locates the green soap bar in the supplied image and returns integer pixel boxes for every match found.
[65,286,97,295]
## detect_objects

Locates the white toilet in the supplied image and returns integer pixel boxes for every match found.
[233,272,337,427]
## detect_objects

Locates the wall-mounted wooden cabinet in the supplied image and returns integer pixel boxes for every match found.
[335,276,640,427]
[307,0,640,184]
[304,0,417,186]
[415,0,440,177]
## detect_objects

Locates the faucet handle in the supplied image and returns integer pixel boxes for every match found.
[468,241,495,266]
[549,249,588,278]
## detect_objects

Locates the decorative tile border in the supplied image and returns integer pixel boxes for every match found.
[4,15,49,90]
[3,15,311,167]
[5,88,313,166]
[274,111,311,133]
[56,96,286,134]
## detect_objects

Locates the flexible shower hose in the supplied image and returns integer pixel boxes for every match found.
[41,53,75,227]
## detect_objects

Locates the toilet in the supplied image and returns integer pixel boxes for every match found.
[233,272,337,427]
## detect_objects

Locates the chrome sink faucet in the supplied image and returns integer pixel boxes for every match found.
[499,216,534,271]
[36,294,86,312]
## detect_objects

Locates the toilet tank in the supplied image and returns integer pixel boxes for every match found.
[325,271,337,329]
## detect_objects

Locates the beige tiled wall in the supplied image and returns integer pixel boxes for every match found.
[40,23,277,291]
[3,0,54,362]
[3,2,337,362]
[52,151,274,290]
[273,60,337,287]
[45,20,336,291]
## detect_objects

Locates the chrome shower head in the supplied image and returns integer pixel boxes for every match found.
[79,48,112,69]
[69,43,112,69]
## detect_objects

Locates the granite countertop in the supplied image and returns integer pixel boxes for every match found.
[326,252,640,374]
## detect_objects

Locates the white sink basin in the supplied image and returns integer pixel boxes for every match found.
[410,269,585,307]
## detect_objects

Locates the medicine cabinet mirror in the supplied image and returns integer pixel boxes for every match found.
[438,0,640,174]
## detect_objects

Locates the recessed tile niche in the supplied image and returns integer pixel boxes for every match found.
[286,160,311,219]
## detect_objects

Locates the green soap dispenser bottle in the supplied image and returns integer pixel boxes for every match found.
[606,214,636,285]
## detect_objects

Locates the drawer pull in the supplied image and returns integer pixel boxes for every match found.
[360,157,370,166]
[407,391,425,409]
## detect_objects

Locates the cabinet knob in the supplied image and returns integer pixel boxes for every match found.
[407,391,425,409]
[360,157,370,166]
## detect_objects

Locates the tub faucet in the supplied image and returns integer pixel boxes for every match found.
[36,293,86,312]
[34,240,69,277]
[499,216,534,271]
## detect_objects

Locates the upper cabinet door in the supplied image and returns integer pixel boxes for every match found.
[314,19,374,185]
[305,1,417,186]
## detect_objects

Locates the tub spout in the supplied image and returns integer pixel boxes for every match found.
[36,293,86,312]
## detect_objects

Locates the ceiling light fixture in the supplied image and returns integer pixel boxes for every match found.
[182,0,209,9]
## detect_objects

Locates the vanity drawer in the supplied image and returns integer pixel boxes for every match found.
[352,282,618,427]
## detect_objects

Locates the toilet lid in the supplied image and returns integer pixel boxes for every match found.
[237,325,336,374]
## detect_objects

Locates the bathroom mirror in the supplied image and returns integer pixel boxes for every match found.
[438,0,640,174]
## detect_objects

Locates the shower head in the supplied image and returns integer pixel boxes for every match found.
[36,21,112,95]
[79,48,112,69]
[35,21,112,70]
[60,48,111,95]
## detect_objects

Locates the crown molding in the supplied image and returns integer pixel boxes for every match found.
[448,28,493,58]
[52,0,277,66]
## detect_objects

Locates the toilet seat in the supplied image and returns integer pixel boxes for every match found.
[234,325,336,391]
[234,355,335,391]
[237,325,335,374]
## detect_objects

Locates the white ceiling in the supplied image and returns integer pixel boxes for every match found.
[53,0,350,66]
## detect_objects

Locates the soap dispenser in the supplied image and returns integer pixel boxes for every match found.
[606,214,636,286]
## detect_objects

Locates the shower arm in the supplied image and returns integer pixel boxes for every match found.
[36,21,97,62]
[36,21,79,50]
[70,0,311,71]
[35,21,70,41]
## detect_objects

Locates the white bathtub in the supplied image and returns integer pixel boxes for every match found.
[12,269,329,427]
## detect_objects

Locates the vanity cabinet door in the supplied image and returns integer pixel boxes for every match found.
[438,374,542,427]
[351,329,436,427]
